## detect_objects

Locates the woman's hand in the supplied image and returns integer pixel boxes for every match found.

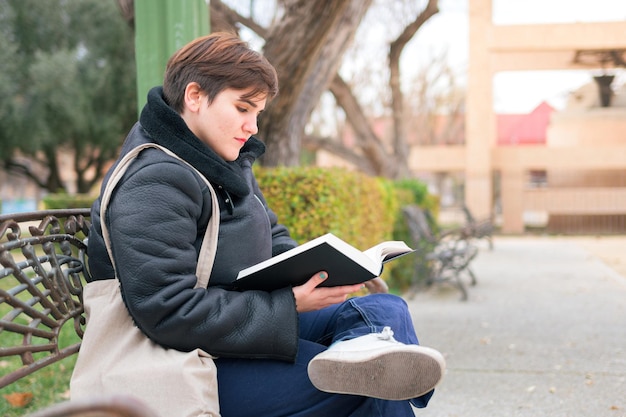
[292,272,364,312]
[363,277,389,294]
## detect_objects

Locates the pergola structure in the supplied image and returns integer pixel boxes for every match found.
[411,0,626,233]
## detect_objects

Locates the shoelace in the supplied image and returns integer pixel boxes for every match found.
[377,326,394,341]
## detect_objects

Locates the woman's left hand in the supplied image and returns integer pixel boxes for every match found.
[292,271,364,312]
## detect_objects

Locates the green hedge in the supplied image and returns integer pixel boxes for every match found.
[41,193,97,210]
[255,166,435,291]
[255,166,397,249]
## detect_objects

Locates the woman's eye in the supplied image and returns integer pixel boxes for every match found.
[237,106,247,113]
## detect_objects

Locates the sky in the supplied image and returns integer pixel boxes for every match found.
[407,0,626,113]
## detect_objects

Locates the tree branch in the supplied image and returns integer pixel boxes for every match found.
[210,1,269,38]
[115,0,135,29]
[1,159,47,189]
[330,73,397,176]
[302,134,377,175]
[390,0,439,56]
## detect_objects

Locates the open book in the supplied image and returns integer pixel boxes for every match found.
[233,233,414,291]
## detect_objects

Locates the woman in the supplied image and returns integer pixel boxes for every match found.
[85,32,445,417]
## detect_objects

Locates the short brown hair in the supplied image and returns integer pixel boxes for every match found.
[163,32,279,113]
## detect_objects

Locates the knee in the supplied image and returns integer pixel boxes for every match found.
[349,293,410,314]
[364,293,408,308]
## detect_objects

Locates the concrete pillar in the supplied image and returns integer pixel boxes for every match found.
[500,169,525,233]
[465,0,495,220]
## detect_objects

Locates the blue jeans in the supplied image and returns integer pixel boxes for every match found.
[215,294,434,417]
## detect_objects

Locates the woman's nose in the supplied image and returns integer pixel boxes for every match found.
[244,118,258,135]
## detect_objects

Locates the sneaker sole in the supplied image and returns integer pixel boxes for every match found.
[307,345,445,400]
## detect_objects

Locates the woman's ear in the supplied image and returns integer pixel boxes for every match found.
[183,82,204,113]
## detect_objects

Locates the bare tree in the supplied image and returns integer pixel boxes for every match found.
[387,0,439,177]
[211,0,441,178]
[300,0,441,178]
[119,0,440,177]
[407,52,466,146]
[256,0,373,166]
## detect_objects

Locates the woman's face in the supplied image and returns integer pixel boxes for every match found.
[182,85,267,161]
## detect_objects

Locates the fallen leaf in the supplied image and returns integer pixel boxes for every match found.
[3,392,34,407]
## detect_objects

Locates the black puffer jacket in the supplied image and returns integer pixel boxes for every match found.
[87,87,300,362]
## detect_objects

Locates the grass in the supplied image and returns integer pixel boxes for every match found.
[1,241,84,416]
[0,355,78,416]
[0,324,80,416]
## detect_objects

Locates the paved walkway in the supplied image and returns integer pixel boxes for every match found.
[407,236,626,417]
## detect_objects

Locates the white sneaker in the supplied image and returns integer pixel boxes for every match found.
[307,327,445,400]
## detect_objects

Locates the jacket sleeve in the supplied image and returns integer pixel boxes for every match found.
[249,174,299,256]
[103,159,299,362]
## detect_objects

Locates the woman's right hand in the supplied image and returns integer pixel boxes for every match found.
[292,272,363,312]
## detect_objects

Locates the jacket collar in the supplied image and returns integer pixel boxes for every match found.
[138,86,265,197]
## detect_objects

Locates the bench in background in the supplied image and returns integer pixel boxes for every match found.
[402,205,479,301]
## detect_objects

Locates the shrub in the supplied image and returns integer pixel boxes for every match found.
[255,167,437,291]
[41,194,96,210]
[255,166,404,283]
[255,166,396,248]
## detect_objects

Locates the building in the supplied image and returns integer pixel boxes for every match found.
[410,0,626,234]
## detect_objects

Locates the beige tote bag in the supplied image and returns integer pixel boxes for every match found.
[70,144,221,417]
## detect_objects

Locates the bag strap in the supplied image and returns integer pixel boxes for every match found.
[100,143,219,289]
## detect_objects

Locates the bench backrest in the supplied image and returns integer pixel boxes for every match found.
[0,209,91,388]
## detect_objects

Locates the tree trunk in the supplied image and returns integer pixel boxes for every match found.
[116,0,135,28]
[388,0,439,178]
[43,146,64,193]
[259,0,371,166]
[329,74,392,176]
[302,1,440,179]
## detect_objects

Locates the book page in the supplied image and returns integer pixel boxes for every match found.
[362,241,413,264]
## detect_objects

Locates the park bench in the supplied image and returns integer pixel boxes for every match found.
[461,205,494,250]
[402,205,479,301]
[0,209,157,416]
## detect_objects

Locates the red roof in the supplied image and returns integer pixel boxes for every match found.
[497,101,554,146]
